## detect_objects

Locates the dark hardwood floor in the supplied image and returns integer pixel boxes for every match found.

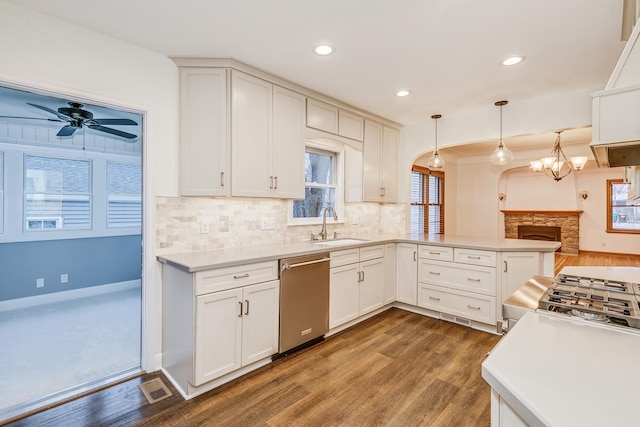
[7,251,639,427]
[6,309,501,427]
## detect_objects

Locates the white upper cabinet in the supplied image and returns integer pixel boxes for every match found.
[306,98,338,134]
[363,120,399,202]
[178,67,229,196]
[338,109,364,142]
[306,98,365,142]
[231,70,305,199]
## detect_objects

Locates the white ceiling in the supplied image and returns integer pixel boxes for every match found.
[8,0,628,128]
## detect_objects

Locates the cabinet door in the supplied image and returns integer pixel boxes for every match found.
[272,86,305,199]
[179,67,229,196]
[329,263,360,328]
[194,288,243,386]
[381,126,399,202]
[383,243,397,304]
[396,243,418,305]
[231,70,272,197]
[306,98,338,133]
[338,109,364,141]
[500,252,540,303]
[363,120,383,202]
[241,280,280,365]
[359,258,384,315]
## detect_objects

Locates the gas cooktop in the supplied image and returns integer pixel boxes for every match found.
[538,273,640,329]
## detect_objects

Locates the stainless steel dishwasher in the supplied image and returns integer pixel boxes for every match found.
[278,252,330,354]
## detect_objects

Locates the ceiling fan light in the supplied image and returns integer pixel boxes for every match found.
[530,160,543,172]
[570,156,588,170]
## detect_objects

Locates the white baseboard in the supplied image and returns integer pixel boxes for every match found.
[0,280,141,312]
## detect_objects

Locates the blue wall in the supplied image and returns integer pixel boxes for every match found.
[0,235,141,301]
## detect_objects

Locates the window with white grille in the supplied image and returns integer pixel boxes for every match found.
[107,161,142,228]
[23,155,92,230]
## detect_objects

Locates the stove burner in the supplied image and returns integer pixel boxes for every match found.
[570,309,609,323]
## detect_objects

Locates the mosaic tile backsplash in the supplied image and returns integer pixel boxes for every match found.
[156,197,406,254]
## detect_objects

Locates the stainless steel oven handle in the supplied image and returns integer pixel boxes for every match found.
[281,257,330,271]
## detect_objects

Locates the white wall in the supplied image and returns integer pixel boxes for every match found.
[0,1,180,370]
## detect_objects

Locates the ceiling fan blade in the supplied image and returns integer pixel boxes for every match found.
[92,118,138,126]
[0,115,62,122]
[87,124,137,140]
[57,125,78,137]
[27,103,71,120]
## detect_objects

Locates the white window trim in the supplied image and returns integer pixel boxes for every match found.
[288,139,345,226]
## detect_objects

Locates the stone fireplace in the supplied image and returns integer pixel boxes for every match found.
[502,210,582,254]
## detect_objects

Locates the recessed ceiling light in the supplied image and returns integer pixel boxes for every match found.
[314,45,334,56]
[395,90,411,97]
[502,56,525,66]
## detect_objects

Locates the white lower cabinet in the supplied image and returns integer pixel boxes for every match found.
[383,243,397,304]
[163,261,279,397]
[417,246,498,326]
[329,245,385,329]
[396,243,418,305]
[194,280,280,386]
[500,252,541,303]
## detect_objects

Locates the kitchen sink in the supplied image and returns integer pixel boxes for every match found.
[312,238,369,246]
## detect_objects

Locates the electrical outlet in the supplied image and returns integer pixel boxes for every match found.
[261,218,275,230]
[36,278,44,288]
[200,221,209,234]
[61,274,68,283]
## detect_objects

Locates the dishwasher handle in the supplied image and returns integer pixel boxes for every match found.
[281,257,330,271]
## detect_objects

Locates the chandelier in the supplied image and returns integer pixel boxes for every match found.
[489,100,513,166]
[427,114,445,169]
[529,131,588,181]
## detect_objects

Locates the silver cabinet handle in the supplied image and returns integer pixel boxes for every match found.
[244,299,249,315]
[504,260,508,272]
[467,278,481,282]
[233,273,250,279]
[274,176,278,189]
[429,296,441,301]
[220,171,225,187]
[361,271,365,282]
[429,271,441,275]
[380,187,385,196]
[429,251,441,255]
[468,256,481,260]
[269,176,274,189]
[238,301,243,317]
[413,251,417,261]
[468,304,481,310]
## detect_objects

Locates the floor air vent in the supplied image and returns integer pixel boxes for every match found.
[139,377,172,404]
[440,313,471,327]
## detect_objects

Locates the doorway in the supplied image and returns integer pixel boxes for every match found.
[0,84,144,422]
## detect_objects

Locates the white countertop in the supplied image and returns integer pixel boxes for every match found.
[157,234,561,272]
[560,265,640,283]
[482,311,640,426]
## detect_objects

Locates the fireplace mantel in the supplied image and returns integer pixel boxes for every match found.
[501,210,583,216]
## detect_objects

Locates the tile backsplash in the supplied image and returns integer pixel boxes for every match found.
[156,196,406,254]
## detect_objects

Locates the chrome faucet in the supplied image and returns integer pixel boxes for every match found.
[319,206,338,240]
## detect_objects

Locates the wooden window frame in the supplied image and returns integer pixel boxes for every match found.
[411,165,444,235]
[606,178,640,234]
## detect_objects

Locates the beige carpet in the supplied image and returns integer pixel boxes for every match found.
[0,282,141,412]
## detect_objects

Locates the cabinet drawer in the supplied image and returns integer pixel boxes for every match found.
[359,244,385,261]
[331,248,360,268]
[418,260,496,296]
[195,261,279,296]
[418,245,454,262]
[454,248,497,267]
[418,284,496,324]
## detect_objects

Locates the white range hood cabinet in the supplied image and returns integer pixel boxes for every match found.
[591,19,640,167]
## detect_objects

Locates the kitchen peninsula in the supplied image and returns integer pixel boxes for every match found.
[158,234,559,399]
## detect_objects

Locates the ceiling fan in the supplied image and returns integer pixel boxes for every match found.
[0,101,138,139]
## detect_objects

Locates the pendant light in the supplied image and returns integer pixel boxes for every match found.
[530,131,589,181]
[427,114,445,169]
[490,100,513,166]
